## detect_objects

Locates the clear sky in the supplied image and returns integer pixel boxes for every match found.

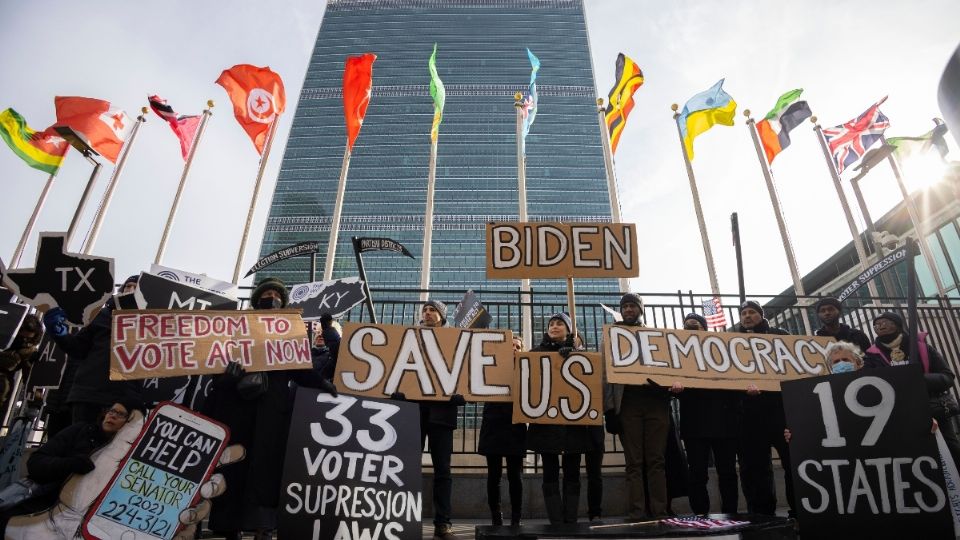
[2,0,958,299]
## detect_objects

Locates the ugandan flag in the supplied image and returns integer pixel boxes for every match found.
[604,53,644,154]
[0,108,69,174]
[756,89,812,164]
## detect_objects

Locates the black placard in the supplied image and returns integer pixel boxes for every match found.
[288,278,367,320]
[245,241,320,278]
[25,334,68,391]
[355,237,414,258]
[782,366,953,539]
[279,389,422,540]
[0,298,29,350]
[452,290,491,329]
[134,273,238,312]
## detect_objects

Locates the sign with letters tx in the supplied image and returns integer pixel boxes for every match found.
[486,222,638,279]
[603,325,833,391]
[512,351,603,425]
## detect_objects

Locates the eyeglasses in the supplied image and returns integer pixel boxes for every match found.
[106,408,129,419]
[873,319,894,327]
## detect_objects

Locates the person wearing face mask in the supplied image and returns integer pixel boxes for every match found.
[0,315,42,415]
[813,297,870,353]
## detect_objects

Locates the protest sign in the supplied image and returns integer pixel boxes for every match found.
[245,241,320,278]
[280,389,422,540]
[149,264,239,299]
[110,309,311,381]
[837,247,908,302]
[602,325,833,391]
[486,222,638,279]
[334,323,514,402]
[354,237,414,258]
[512,351,602,425]
[0,417,29,490]
[782,366,953,539]
[0,298,28,350]
[1,233,114,326]
[134,272,238,312]
[289,277,367,320]
[24,334,68,391]
[452,290,491,329]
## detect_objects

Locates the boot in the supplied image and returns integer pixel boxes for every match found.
[510,511,522,527]
[542,482,563,524]
[433,523,456,540]
[562,481,580,524]
[490,503,503,526]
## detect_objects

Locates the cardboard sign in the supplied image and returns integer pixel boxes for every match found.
[354,237,414,258]
[289,277,367,320]
[245,241,320,278]
[782,366,953,539]
[485,222,638,279]
[110,309,312,381]
[0,298,29,350]
[334,323,514,402]
[452,290,491,329]
[280,389,422,540]
[149,264,239,299]
[602,325,833,391]
[1,233,114,326]
[512,351,603,425]
[24,334,68,391]
[134,273,238,312]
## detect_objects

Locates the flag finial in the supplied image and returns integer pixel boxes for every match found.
[809,115,818,124]
[140,106,149,115]
[515,92,522,101]
[596,97,604,107]
[670,103,679,112]
[207,99,215,108]
[743,109,751,117]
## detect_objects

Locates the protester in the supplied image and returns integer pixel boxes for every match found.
[0,314,42,414]
[814,297,870,352]
[477,333,527,526]
[312,314,342,381]
[203,277,336,540]
[42,275,142,424]
[672,313,741,515]
[733,300,794,517]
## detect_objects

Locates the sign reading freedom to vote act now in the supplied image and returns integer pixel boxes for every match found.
[110,309,312,380]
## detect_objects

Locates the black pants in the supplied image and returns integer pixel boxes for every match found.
[684,437,739,514]
[542,452,581,485]
[739,427,794,516]
[584,451,602,518]
[422,423,454,526]
[485,455,523,518]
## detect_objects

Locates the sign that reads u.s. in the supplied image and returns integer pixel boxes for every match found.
[486,222,638,279]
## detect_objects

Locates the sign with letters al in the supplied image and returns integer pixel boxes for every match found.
[782,366,953,539]
[486,222,638,279]
[24,334,68,391]
[513,351,603,425]
[280,389,422,540]
[289,277,367,320]
[333,322,514,402]
[603,325,833,391]
[110,309,312,380]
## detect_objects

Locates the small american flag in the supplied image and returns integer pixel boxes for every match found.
[701,297,727,329]
[661,516,749,529]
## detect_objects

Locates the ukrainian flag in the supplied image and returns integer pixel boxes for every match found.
[677,79,737,160]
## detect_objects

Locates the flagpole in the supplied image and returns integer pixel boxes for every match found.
[324,145,352,281]
[155,101,214,265]
[596,98,630,294]
[810,116,880,300]
[10,172,57,267]
[671,104,721,299]
[516,92,533,351]
[232,117,280,284]
[82,108,147,255]
[418,136,438,302]
[65,155,102,250]
[744,110,811,333]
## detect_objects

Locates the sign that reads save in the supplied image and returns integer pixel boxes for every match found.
[334,323,514,402]
[486,222,638,279]
[110,309,312,380]
[603,325,833,391]
[280,389,422,540]
[513,352,603,425]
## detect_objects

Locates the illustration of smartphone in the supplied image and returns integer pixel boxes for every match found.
[82,402,228,540]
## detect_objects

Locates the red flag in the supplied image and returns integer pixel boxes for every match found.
[343,53,376,151]
[148,95,202,160]
[53,96,131,163]
[215,64,286,154]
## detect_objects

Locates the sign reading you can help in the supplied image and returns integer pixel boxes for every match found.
[280,389,422,540]
[603,325,833,391]
[512,352,603,425]
[486,222,638,279]
[110,309,312,380]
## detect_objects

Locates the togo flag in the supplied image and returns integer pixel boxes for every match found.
[0,109,69,174]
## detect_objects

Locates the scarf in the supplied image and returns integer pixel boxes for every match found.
[878,332,907,363]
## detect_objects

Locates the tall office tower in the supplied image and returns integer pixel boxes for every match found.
[258,0,620,299]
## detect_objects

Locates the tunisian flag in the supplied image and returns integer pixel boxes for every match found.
[53,96,131,163]
[343,53,376,151]
[216,64,286,154]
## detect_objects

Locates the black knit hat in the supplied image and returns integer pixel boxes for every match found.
[740,300,764,317]
[619,293,644,309]
[251,277,289,308]
[815,297,842,313]
[874,311,904,330]
[122,275,140,288]
[422,299,447,324]
[684,313,709,330]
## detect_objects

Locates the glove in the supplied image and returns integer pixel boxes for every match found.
[70,456,96,475]
[389,392,406,401]
[604,411,622,435]
[43,307,69,337]
[173,444,245,540]
[558,347,573,358]
[449,394,466,407]
[319,379,339,397]
[223,361,246,382]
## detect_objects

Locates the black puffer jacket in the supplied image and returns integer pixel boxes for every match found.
[863,331,957,418]
[678,389,741,439]
[816,323,871,353]
[733,319,790,434]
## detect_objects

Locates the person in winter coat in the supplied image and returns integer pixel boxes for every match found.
[734,300,794,517]
[814,297,870,353]
[477,334,527,527]
[862,311,960,465]
[42,275,143,424]
[0,314,42,413]
[203,277,336,540]
[671,313,740,515]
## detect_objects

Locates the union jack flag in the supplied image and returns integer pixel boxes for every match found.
[822,97,890,173]
[702,297,727,329]
[661,516,749,529]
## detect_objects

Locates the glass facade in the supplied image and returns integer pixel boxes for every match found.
[257,0,618,300]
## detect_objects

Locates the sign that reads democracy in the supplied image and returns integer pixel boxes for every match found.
[289,277,367,320]
[603,325,833,391]
[837,247,908,302]
[334,323,514,402]
[245,241,321,278]
[513,352,603,425]
[110,309,312,380]
[486,222,638,279]
[280,389,422,540]
[782,366,953,539]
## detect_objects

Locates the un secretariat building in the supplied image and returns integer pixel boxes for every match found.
[258,0,620,301]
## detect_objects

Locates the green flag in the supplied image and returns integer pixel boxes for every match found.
[887,124,950,161]
[428,43,445,142]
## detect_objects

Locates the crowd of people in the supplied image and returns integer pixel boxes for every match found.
[0,276,956,538]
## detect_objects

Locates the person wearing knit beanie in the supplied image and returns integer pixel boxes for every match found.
[548,312,573,335]
[683,313,709,331]
[421,299,448,327]
[814,297,870,353]
[739,300,763,318]
[251,277,289,309]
